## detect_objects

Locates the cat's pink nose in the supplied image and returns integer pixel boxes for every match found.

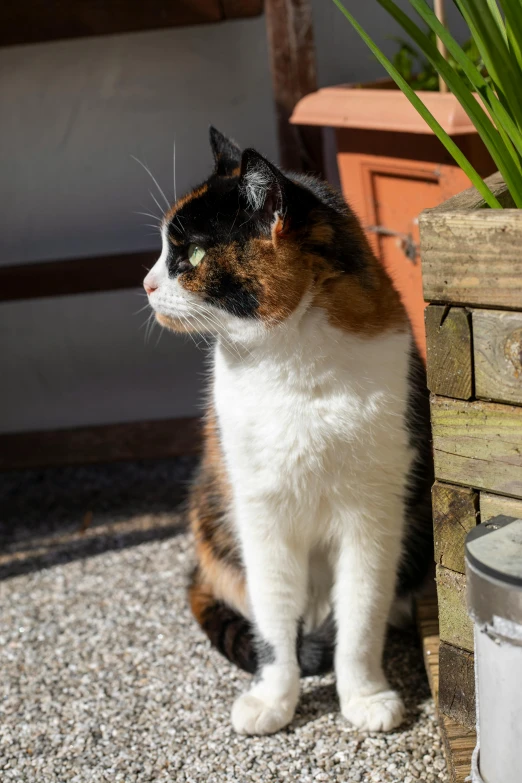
[143,273,158,296]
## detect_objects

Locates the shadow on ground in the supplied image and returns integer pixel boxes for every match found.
[0,458,446,782]
[0,457,197,580]
[293,625,431,732]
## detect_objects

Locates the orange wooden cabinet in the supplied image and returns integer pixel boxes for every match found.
[291,84,495,359]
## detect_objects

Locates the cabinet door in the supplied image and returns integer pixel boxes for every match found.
[336,143,471,360]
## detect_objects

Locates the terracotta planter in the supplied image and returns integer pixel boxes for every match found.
[290,82,496,359]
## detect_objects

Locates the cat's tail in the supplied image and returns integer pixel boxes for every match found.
[189,571,334,677]
[189,574,258,675]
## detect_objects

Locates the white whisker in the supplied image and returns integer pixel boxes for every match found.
[134,211,162,223]
[173,139,177,203]
[188,302,251,361]
[186,311,215,351]
[180,315,201,351]
[143,311,157,344]
[131,155,171,210]
[149,191,165,218]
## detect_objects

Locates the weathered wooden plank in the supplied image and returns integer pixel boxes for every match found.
[420,173,520,308]
[425,306,473,399]
[439,642,476,729]
[433,482,478,574]
[417,586,475,783]
[420,208,522,308]
[0,417,202,471]
[436,566,474,652]
[473,309,522,405]
[439,712,476,783]
[479,492,522,524]
[264,0,324,174]
[431,396,522,499]
[417,586,440,700]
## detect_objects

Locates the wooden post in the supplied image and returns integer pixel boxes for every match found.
[434,0,449,93]
[425,306,473,400]
[420,172,522,781]
[264,0,325,175]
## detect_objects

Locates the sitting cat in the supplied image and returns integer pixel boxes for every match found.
[143,127,433,736]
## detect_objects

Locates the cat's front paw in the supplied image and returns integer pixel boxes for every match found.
[231,691,296,735]
[340,689,404,732]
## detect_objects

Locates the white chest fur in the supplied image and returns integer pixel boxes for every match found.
[213,307,414,534]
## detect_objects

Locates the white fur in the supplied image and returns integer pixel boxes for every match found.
[242,162,272,212]
[146,239,414,735]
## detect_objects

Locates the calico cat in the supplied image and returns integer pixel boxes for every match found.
[143,127,433,736]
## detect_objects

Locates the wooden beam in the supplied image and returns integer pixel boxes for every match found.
[417,587,440,699]
[0,251,156,302]
[480,492,522,524]
[425,306,473,400]
[439,713,476,783]
[431,396,522,499]
[264,0,324,175]
[421,207,522,309]
[433,482,479,575]
[0,0,263,47]
[0,417,202,471]
[439,642,476,730]
[473,309,522,406]
[418,589,476,783]
[420,171,521,309]
[436,565,474,653]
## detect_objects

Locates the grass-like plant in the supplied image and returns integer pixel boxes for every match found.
[332,0,522,209]
[391,33,484,91]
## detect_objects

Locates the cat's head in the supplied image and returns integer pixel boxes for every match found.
[144,127,371,344]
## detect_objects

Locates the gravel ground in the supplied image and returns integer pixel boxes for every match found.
[0,460,448,783]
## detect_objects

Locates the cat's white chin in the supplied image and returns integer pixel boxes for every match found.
[155,312,201,333]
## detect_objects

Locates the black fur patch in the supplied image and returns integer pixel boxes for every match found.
[204,267,258,318]
[398,343,434,595]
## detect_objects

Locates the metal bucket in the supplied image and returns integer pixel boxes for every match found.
[466,515,522,783]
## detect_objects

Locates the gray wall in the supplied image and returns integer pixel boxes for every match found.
[0,4,469,433]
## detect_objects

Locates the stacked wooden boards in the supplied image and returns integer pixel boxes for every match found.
[420,171,522,782]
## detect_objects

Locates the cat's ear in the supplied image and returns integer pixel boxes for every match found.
[209,126,242,176]
[239,148,285,223]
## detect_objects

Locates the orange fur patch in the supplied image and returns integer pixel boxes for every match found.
[155,313,199,333]
[189,408,248,618]
[313,258,408,337]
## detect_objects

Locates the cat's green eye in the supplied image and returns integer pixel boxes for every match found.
[188,243,206,267]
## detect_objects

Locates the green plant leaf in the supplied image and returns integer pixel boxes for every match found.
[372,0,522,205]
[458,0,522,126]
[485,0,508,43]
[410,0,522,149]
[406,0,522,194]
[499,0,522,72]
[406,0,522,176]
[330,0,503,208]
